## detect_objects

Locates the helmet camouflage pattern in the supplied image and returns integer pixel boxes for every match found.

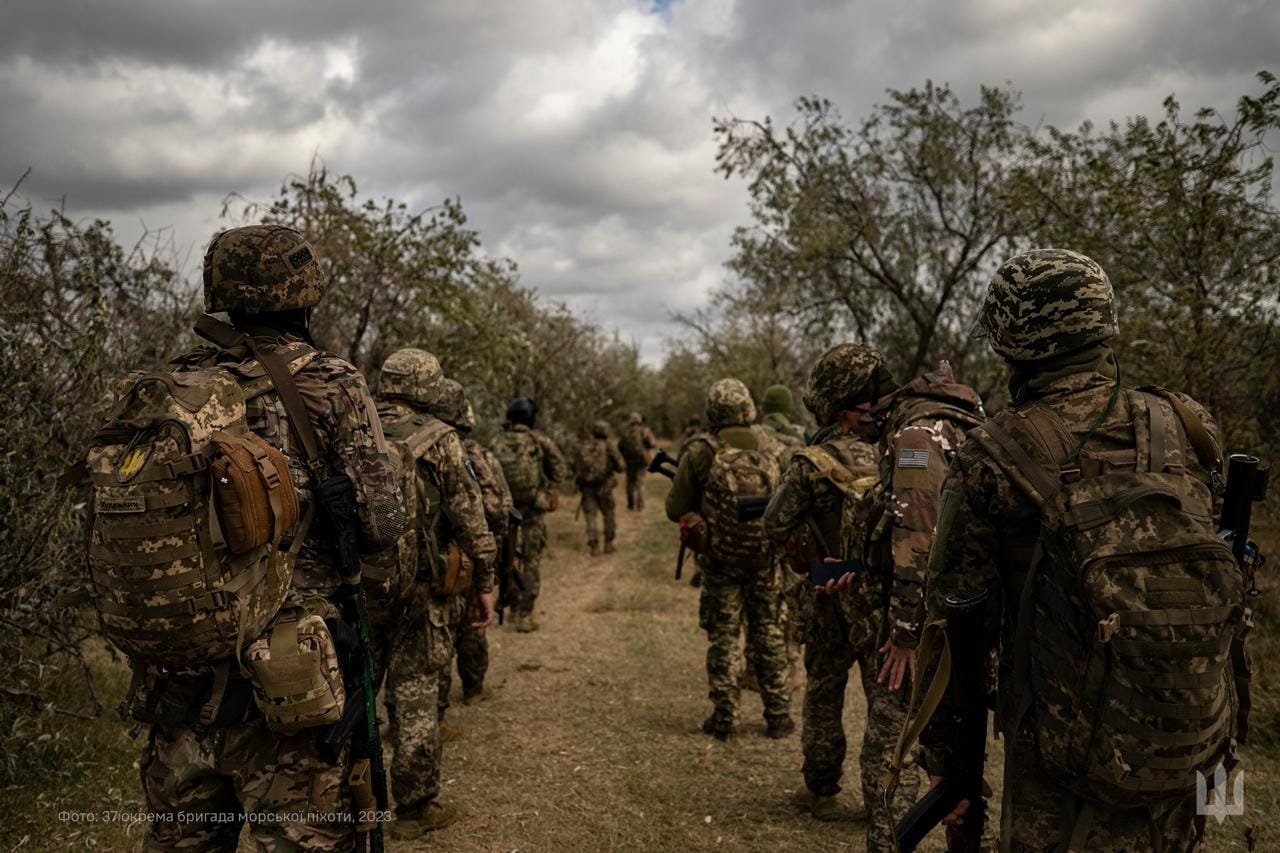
[975,248,1117,362]
[378,348,444,407]
[430,378,476,432]
[203,225,323,313]
[705,378,756,429]
[803,343,887,427]
[592,419,611,438]
[761,384,795,416]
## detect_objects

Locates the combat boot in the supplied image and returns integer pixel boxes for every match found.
[765,714,796,739]
[700,713,734,741]
[514,613,539,633]
[793,789,842,821]
[462,686,491,706]
[389,800,459,839]
[589,541,600,556]
[439,720,464,741]
[603,540,616,554]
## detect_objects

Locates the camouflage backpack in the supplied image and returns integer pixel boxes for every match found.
[362,410,455,617]
[698,435,781,568]
[575,439,611,486]
[492,428,544,508]
[972,387,1244,810]
[618,424,648,464]
[792,439,879,561]
[81,343,316,672]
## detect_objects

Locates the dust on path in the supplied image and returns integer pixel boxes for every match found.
[416,476,889,852]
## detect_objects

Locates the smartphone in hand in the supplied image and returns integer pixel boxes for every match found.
[808,559,861,588]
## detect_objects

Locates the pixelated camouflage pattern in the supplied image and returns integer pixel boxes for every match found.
[802,343,887,426]
[573,434,624,548]
[464,438,514,532]
[699,562,791,726]
[705,377,757,429]
[141,712,352,849]
[203,225,324,313]
[429,378,477,433]
[866,362,984,646]
[242,606,345,734]
[619,421,657,510]
[925,369,1226,844]
[976,248,1118,362]
[491,423,569,511]
[513,510,548,617]
[378,348,445,408]
[698,433,781,568]
[86,366,294,669]
[387,582,457,813]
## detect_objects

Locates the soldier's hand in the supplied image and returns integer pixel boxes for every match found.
[816,558,856,595]
[877,639,916,691]
[929,775,992,827]
[472,592,495,629]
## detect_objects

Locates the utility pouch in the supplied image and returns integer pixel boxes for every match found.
[209,430,299,555]
[534,489,560,513]
[679,512,709,554]
[243,607,346,734]
[438,543,475,598]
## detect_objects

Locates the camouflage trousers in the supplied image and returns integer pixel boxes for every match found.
[624,463,646,510]
[140,714,351,851]
[699,561,791,724]
[999,730,1203,851]
[386,585,460,814]
[439,604,489,717]
[580,483,617,549]
[514,508,548,617]
[801,589,922,851]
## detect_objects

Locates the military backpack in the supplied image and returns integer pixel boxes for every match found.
[973,387,1244,811]
[79,341,316,672]
[492,428,545,509]
[574,438,612,487]
[698,434,781,569]
[618,424,649,464]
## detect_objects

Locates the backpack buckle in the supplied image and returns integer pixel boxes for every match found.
[1110,748,1132,782]
[1097,612,1120,643]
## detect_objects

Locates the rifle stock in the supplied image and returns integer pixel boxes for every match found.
[648,448,678,480]
[497,507,526,626]
[1219,454,1268,743]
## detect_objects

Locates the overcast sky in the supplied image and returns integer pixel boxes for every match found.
[2,0,1276,362]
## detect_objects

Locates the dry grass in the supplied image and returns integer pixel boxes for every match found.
[4,478,1275,850]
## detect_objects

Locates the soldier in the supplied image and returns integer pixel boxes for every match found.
[665,379,793,740]
[375,351,496,839]
[762,350,881,823]
[618,412,657,511]
[822,343,985,850]
[430,379,513,706]
[138,225,407,850]
[677,414,703,460]
[572,419,626,555]
[490,397,569,632]
[760,384,805,448]
[922,250,1243,849]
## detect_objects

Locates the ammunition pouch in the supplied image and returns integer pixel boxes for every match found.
[535,489,560,513]
[679,512,709,554]
[438,543,475,599]
[243,605,346,734]
[209,430,299,555]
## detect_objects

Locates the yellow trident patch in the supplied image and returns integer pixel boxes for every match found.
[116,445,152,483]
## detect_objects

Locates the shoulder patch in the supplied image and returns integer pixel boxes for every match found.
[897,448,930,469]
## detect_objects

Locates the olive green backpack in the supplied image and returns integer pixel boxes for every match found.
[698,435,781,569]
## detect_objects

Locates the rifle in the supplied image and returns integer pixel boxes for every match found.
[735,495,771,522]
[648,448,678,480]
[1219,454,1269,743]
[892,587,990,853]
[496,507,528,626]
[312,474,387,853]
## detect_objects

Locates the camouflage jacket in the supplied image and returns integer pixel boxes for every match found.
[175,335,406,593]
[573,436,626,490]
[866,362,984,648]
[379,401,496,594]
[619,424,657,466]
[463,437,514,536]
[761,412,805,448]
[923,367,1220,769]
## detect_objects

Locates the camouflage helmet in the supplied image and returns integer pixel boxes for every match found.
[507,397,538,427]
[628,412,643,425]
[975,249,1117,362]
[592,419,611,438]
[378,348,444,407]
[803,343,891,427]
[705,378,756,429]
[429,378,476,432]
[761,384,795,417]
[203,225,323,313]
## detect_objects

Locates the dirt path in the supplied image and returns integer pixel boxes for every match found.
[419,476,885,852]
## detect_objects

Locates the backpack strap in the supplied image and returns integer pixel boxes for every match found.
[400,417,454,463]
[1141,386,1223,477]
[971,418,1061,508]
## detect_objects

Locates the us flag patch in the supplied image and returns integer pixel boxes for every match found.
[897,448,930,469]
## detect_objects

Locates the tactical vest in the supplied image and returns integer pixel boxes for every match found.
[575,438,612,486]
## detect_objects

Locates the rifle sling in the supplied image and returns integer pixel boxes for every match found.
[887,619,952,785]
[1141,386,1222,474]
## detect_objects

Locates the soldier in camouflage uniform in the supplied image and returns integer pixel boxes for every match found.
[677,415,703,460]
[573,419,626,554]
[490,397,569,632]
[139,225,408,851]
[762,352,881,823]
[431,379,513,706]
[375,351,496,839]
[665,379,794,740]
[760,384,806,448]
[923,250,1227,850]
[821,343,984,850]
[618,412,657,511]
